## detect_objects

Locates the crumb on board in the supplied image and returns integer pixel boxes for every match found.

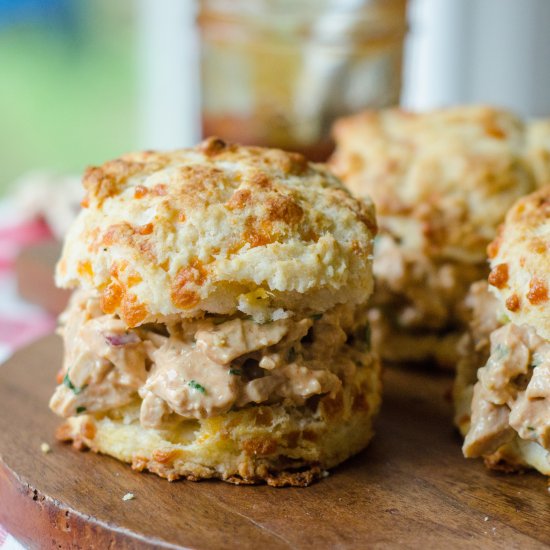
[40,442,51,454]
[321,470,330,478]
[122,493,135,501]
[484,516,489,522]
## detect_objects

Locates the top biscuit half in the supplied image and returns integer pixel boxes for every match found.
[331,105,547,263]
[56,138,377,327]
[487,184,550,340]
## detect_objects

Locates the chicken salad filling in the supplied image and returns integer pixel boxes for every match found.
[50,291,372,429]
[462,288,550,459]
[372,232,486,333]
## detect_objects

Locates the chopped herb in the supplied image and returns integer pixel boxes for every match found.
[229,368,242,376]
[498,313,511,325]
[365,324,372,351]
[288,348,296,362]
[494,344,509,358]
[527,426,536,431]
[310,313,323,320]
[188,380,206,394]
[76,406,87,414]
[63,373,75,391]
[63,373,86,395]
[213,318,227,325]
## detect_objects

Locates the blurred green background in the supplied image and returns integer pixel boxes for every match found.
[0,0,137,194]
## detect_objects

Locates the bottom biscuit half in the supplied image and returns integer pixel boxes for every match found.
[56,358,381,487]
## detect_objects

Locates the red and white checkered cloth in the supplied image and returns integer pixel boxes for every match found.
[0,214,58,549]
[0,171,81,367]
[0,217,57,361]
[0,173,81,547]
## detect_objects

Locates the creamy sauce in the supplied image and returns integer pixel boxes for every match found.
[49,293,149,416]
[50,291,370,429]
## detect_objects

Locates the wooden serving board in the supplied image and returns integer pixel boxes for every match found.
[15,241,69,315]
[0,336,548,549]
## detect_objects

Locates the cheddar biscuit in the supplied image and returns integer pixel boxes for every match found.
[50,139,381,486]
[331,106,545,367]
[455,186,550,477]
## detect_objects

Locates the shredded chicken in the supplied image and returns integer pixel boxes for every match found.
[454,281,502,430]
[372,233,486,332]
[464,320,550,457]
[50,291,371,429]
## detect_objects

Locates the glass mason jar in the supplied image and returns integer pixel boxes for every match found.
[198,0,408,160]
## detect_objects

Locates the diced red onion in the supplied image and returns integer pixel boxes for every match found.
[104,332,140,346]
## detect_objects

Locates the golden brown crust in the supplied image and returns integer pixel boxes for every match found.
[57,138,376,326]
[483,453,526,474]
[488,185,550,339]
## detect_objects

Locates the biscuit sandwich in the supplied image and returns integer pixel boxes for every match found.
[50,137,381,486]
[330,106,547,368]
[454,185,549,476]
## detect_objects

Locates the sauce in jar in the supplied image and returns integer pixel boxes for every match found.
[199,0,408,161]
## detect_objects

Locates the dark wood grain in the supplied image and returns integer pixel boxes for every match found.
[0,336,548,549]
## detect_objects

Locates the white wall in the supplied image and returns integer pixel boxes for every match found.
[403,0,550,117]
[137,0,200,150]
